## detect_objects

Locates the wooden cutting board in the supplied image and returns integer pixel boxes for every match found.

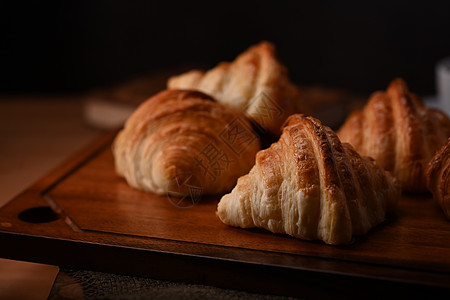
[1,131,449,299]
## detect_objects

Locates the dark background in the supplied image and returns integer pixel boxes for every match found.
[2,1,450,96]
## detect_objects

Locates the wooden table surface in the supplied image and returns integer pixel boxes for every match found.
[0,95,103,300]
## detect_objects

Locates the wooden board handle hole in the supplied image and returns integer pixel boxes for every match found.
[18,206,60,223]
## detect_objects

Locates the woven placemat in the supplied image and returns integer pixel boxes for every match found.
[48,268,303,300]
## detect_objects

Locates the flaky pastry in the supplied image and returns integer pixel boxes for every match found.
[113,89,260,196]
[217,114,400,245]
[427,138,450,220]
[167,41,307,136]
[338,78,450,193]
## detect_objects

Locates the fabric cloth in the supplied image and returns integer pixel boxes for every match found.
[49,268,301,300]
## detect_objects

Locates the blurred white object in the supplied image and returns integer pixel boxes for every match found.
[83,97,136,129]
[436,57,450,115]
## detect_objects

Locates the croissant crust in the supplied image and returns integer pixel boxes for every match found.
[113,89,260,196]
[167,41,307,136]
[427,138,450,220]
[217,114,400,245]
[338,78,450,193]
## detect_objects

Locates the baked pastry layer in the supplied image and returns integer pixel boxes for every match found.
[427,138,450,220]
[217,114,400,245]
[113,89,260,196]
[167,41,307,136]
[338,78,450,193]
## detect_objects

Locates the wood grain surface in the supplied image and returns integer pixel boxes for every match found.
[0,131,449,298]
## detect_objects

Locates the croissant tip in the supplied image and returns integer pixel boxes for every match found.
[388,77,409,94]
[254,40,275,50]
[282,114,313,129]
[243,41,277,59]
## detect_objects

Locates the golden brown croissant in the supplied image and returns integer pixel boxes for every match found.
[427,138,450,220]
[337,78,450,193]
[217,114,400,245]
[167,41,307,136]
[113,89,260,196]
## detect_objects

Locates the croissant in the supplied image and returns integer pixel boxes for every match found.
[167,41,307,136]
[337,78,450,193]
[217,114,400,245]
[113,89,260,196]
[427,138,450,220]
